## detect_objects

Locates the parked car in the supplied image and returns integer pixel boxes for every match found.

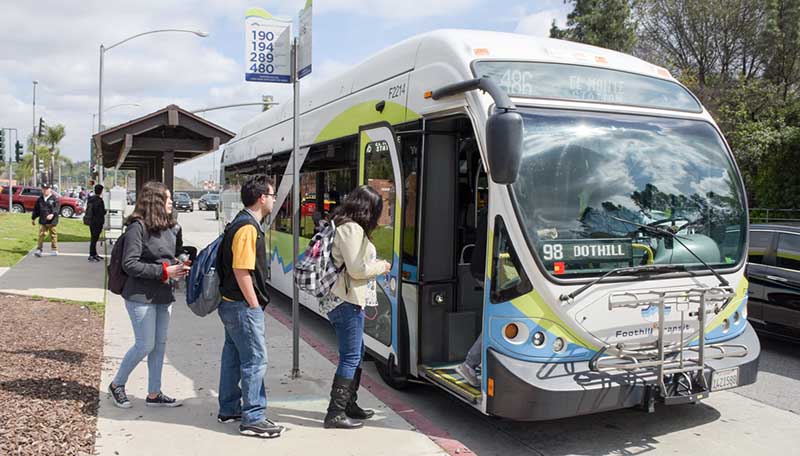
[746,224,800,341]
[174,192,193,212]
[198,193,219,211]
[1,186,85,218]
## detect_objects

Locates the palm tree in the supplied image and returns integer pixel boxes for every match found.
[17,153,34,185]
[43,124,66,187]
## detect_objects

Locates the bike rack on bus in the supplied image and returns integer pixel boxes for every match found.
[588,287,748,404]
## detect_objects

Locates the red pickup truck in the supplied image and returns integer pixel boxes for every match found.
[1,186,85,218]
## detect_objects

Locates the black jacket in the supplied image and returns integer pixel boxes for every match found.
[32,194,60,225]
[218,210,270,308]
[86,195,107,226]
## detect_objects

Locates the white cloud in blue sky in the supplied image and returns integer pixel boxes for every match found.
[0,0,570,184]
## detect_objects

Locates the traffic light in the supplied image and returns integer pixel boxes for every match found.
[38,158,44,169]
[0,130,5,161]
[15,141,23,162]
[38,117,45,137]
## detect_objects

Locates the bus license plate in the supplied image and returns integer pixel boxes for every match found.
[711,368,739,391]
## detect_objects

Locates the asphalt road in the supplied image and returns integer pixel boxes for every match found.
[177,208,800,455]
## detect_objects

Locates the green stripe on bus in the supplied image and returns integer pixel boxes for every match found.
[314,100,420,144]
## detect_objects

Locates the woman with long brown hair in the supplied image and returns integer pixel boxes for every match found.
[108,181,190,408]
[322,185,391,429]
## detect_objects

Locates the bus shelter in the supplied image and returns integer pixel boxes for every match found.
[92,104,235,195]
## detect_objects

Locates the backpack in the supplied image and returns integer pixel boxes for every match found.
[294,220,344,298]
[185,233,224,317]
[185,213,248,317]
[107,221,140,295]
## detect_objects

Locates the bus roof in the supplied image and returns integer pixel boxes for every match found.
[230,29,679,149]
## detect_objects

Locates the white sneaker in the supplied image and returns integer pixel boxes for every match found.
[51,250,58,256]
[34,249,42,257]
[455,362,480,388]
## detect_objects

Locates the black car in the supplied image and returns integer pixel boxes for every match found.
[746,224,800,341]
[174,192,193,212]
[198,193,219,211]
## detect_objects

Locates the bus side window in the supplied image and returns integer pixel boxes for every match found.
[399,130,421,272]
[491,216,533,303]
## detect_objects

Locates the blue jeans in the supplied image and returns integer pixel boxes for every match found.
[327,302,365,379]
[217,300,268,425]
[113,300,172,394]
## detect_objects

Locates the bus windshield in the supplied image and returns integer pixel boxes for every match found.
[510,109,747,279]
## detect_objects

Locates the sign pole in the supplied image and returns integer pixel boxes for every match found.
[291,36,301,379]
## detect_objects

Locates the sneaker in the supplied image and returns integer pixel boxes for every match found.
[34,249,42,257]
[218,414,242,423]
[88,256,98,262]
[93,255,104,261]
[455,362,480,388]
[108,383,132,409]
[239,419,285,438]
[51,250,58,256]
[145,392,182,407]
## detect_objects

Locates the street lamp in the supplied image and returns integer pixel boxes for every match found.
[92,103,141,134]
[97,29,208,182]
[32,80,38,187]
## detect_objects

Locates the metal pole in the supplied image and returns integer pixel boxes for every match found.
[291,37,301,379]
[32,81,37,187]
[98,44,105,185]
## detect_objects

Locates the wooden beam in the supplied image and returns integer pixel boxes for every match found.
[130,137,210,152]
[168,108,179,126]
[116,134,133,170]
[163,150,174,195]
[98,112,169,145]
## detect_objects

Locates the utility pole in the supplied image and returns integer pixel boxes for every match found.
[32,81,38,187]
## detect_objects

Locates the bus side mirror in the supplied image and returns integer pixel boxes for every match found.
[486,110,523,184]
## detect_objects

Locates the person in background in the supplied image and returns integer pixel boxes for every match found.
[86,184,107,262]
[108,181,190,409]
[216,176,284,439]
[322,185,391,429]
[32,183,60,257]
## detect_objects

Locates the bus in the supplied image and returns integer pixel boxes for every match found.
[220,29,760,421]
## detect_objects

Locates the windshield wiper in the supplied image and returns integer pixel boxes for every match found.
[559,264,687,302]
[608,215,729,288]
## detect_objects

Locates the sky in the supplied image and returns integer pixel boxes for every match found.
[0,0,570,185]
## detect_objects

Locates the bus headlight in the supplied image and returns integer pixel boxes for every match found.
[532,331,546,347]
[552,337,565,353]
[502,322,529,345]
[722,318,730,333]
[733,311,741,325]
[504,323,519,339]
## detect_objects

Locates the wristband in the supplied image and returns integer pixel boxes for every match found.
[161,262,169,283]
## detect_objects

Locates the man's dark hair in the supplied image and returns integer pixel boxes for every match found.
[94,184,104,195]
[240,176,273,207]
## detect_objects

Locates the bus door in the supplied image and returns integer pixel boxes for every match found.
[358,123,403,370]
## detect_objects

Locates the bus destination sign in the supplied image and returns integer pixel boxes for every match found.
[540,239,633,263]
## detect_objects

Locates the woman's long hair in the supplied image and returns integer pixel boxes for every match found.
[126,181,176,232]
[332,185,383,237]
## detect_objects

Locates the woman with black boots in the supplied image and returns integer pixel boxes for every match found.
[322,185,391,429]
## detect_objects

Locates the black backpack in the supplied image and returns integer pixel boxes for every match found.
[107,221,140,295]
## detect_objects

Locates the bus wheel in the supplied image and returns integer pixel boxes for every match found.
[375,356,409,390]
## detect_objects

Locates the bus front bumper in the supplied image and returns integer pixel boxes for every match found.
[485,322,760,421]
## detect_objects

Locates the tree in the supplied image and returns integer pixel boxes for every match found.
[550,0,638,53]
[42,124,66,187]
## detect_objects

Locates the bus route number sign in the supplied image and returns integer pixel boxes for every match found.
[365,140,390,155]
[244,12,291,83]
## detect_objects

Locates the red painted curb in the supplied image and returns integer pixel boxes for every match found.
[266,305,474,456]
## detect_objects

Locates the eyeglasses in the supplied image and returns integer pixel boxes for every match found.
[263,193,276,198]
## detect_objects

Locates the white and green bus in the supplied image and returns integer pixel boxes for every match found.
[220,29,759,420]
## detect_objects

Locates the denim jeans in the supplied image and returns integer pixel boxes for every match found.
[112,300,172,394]
[327,302,365,379]
[465,331,482,369]
[217,300,268,425]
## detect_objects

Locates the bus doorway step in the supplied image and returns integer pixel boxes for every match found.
[420,364,481,404]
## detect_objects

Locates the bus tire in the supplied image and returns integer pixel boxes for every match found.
[375,355,410,390]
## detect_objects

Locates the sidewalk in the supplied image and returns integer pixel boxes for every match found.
[96,288,447,456]
[0,242,105,303]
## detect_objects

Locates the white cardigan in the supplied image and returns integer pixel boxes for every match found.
[330,222,385,307]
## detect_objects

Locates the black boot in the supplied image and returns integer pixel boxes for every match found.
[323,375,363,429]
[345,367,374,419]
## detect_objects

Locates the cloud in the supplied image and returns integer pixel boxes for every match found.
[316,0,482,19]
[514,8,569,38]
